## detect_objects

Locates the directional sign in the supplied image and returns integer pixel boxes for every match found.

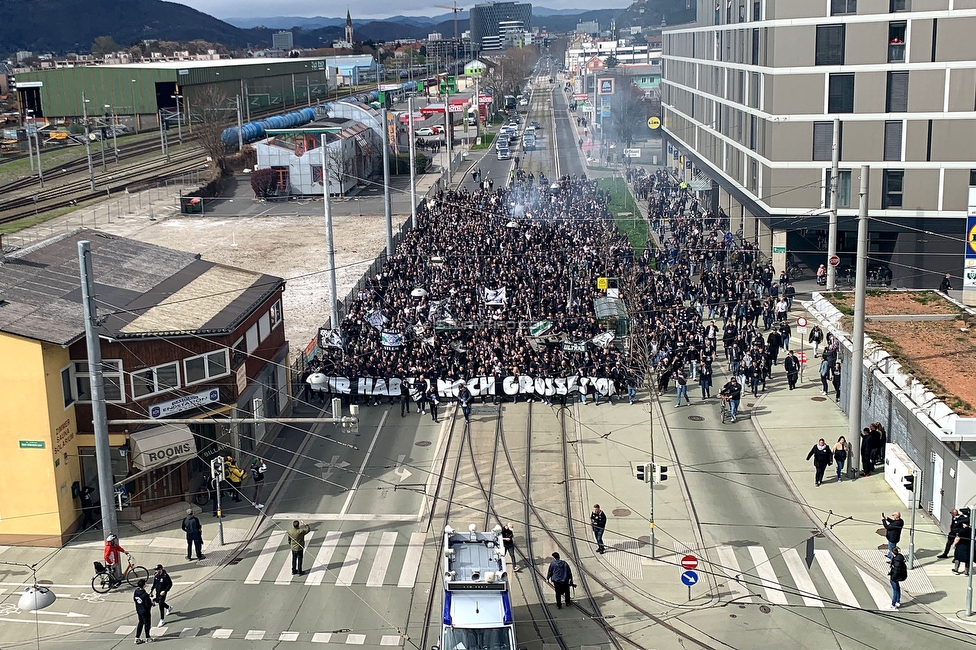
[796,317,808,328]
[478,94,493,104]
[828,255,840,267]
[624,148,641,158]
[392,454,413,483]
[573,93,588,100]
[680,555,698,570]
[648,116,661,129]
[681,570,699,586]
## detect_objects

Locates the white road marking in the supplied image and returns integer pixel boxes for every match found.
[312,632,333,642]
[280,631,300,641]
[272,514,417,522]
[306,531,341,587]
[780,547,824,607]
[245,630,265,640]
[715,545,752,602]
[276,532,314,585]
[346,633,367,644]
[212,628,233,638]
[336,531,369,586]
[856,566,893,610]
[341,411,388,516]
[380,635,402,646]
[245,530,285,584]
[814,549,859,608]
[748,546,789,605]
[398,532,426,588]
[367,532,398,587]
[115,625,136,634]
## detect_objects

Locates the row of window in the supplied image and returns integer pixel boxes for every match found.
[60,349,230,407]
[812,120,905,163]
[714,1,910,28]
[816,22,909,67]
[826,70,908,114]
[831,0,910,16]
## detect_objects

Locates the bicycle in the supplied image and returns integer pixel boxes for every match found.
[92,553,149,593]
[720,395,731,424]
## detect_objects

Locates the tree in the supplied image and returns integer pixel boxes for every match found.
[610,84,650,149]
[250,168,278,197]
[605,54,619,69]
[91,36,121,56]
[192,85,232,174]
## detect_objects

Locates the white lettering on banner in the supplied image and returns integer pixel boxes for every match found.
[308,375,618,398]
[149,389,220,419]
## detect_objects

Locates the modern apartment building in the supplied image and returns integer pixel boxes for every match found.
[470,2,533,50]
[661,0,976,287]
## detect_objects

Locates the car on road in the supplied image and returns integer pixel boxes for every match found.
[530,121,542,129]
[497,147,511,160]
[431,124,445,134]
[416,127,435,136]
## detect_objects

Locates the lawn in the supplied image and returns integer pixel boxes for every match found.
[596,177,648,255]
[471,132,496,150]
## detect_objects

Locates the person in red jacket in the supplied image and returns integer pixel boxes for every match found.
[103,534,126,585]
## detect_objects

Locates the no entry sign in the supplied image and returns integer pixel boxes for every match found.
[681,555,698,570]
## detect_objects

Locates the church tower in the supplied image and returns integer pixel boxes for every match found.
[345,10,354,45]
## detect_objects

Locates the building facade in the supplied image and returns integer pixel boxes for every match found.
[662,0,976,287]
[469,2,533,50]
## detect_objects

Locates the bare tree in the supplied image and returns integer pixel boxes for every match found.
[610,83,650,149]
[324,138,356,197]
[191,86,231,174]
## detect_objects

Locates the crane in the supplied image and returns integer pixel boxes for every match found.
[435,1,465,41]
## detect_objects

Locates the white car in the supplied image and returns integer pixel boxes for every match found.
[416,127,435,136]
[497,147,511,160]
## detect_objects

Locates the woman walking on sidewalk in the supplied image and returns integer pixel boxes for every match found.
[806,438,832,487]
[833,437,849,481]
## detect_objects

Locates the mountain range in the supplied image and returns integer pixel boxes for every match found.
[224,7,605,30]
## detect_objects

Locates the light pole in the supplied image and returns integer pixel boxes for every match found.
[848,166,870,479]
[130,79,137,132]
[826,118,840,290]
[408,97,418,230]
[81,93,96,191]
[171,94,183,144]
[24,110,35,173]
[106,104,119,164]
[25,110,43,187]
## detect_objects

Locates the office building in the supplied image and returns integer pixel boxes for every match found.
[661,0,976,287]
[470,2,532,50]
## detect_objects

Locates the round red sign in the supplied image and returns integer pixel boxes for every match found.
[681,555,698,570]
[828,255,840,267]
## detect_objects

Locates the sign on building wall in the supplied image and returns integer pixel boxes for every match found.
[598,78,614,95]
[965,209,976,291]
[149,389,220,419]
[386,111,398,155]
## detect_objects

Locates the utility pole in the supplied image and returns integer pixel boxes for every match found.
[382,107,393,258]
[158,110,169,162]
[848,165,869,479]
[172,94,183,145]
[108,105,119,164]
[967,515,975,615]
[77,241,119,538]
[826,118,840,290]
[908,468,918,569]
[236,96,244,152]
[25,113,35,172]
[210,457,225,545]
[408,97,418,230]
[100,124,107,172]
[444,86,453,186]
[81,92,96,191]
[474,77,480,143]
[321,136,339,330]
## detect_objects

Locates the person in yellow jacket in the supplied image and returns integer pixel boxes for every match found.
[225,456,245,502]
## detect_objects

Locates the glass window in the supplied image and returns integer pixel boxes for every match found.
[61,366,74,408]
[753,0,760,20]
[258,312,271,342]
[812,121,835,161]
[883,121,903,161]
[130,362,180,400]
[816,25,846,65]
[970,170,976,186]
[888,22,906,63]
[828,74,855,113]
[890,0,909,12]
[886,71,909,112]
[882,170,904,209]
[185,356,207,384]
[246,324,259,352]
[826,170,853,209]
[270,300,283,329]
[207,351,228,377]
[184,349,230,386]
[132,369,156,399]
[72,360,123,402]
[831,0,857,15]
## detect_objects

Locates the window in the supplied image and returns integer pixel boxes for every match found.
[72,360,124,403]
[751,29,759,65]
[245,323,259,353]
[970,170,976,187]
[270,300,283,329]
[883,121,903,161]
[184,349,230,385]
[258,312,271,342]
[812,121,837,161]
[816,25,846,65]
[882,170,904,209]
[131,362,180,400]
[750,115,757,150]
[826,170,853,209]
[890,0,909,11]
[886,71,908,112]
[888,22,906,63]
[61,366,74,408]
[831,0,857,14]
[753,0,760,21]
[828,73,855,113]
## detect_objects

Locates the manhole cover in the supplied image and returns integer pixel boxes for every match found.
[811,396,827,402]
[228,557,243,565]
[688,415,705,421]
[416,440,431,447]
[746,403,755,408]
[729,614,737,619]
[759,605,771,614]
[637,536,650,546]
[612,508,632,517]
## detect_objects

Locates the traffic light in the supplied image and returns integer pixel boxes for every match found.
[655,464,668,482]
[636,463,649,483]
[211,456,226,481]
[902,474,915,492]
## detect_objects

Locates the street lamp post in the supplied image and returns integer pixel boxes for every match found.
[81,93,96,191]
[25,110,43,187]
[130,79,137,132]
[106,104,119,164]
[171,94,183,144]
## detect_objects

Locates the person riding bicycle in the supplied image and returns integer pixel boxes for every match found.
[103,534,126,585]
[719,377,742,423]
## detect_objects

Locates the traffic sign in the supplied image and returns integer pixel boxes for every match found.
[796,317,807,327]
[828,255,840,267]
[797,351,807,364]
[573,93,588,100]
[624,148,641,158]
[680,555,698,570]
[681,570,699,586]
[597,277,608,290]
[797,327,807,335]
[648,116,661,129]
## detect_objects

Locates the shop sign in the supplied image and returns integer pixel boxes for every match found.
[149,388,220,419]
[19,440,45,449]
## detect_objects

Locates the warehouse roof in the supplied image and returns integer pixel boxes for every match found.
[0,230,283,346]
[94,57,329,71]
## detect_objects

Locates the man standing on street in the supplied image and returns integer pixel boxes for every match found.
[250,458,267,509]
[150,564,173,627]
[939,273,953,293]
[888,546,908,609]
[882,512,904,559]
[719,377,742,422]
[939,508,970,558]
[590,504,607,554]
[784,350,800,390]
[181,509,205,561]
[288,519,311,576]
[132,578,153,644]
[501,523,518,571]
[458,384,472,423]
[546,552,573,608]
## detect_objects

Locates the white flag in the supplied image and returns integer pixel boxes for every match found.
[484,287,507,305]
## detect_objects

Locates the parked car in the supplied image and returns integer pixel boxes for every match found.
[416,127,435,136]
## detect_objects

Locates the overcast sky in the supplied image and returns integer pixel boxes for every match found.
[174,0,596,19]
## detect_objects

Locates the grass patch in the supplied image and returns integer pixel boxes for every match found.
[471,132,496,150]
[596,177,648,255]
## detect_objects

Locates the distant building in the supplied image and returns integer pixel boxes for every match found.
[345,10,354,45]
[469,1,532,50]
[15,51,32,63]
[272,31,294,50]
[576,21,600,36]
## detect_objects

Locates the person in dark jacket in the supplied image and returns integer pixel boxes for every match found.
[133,578,153,643]
[882,512,904,559]
[888,547,908,609]
[501,523,518,571]
[181,509,205,561]
[860,427,874,476]
[80,486,98,530]
[590,504,607,553]
[399,385,411,417]
[939,273,953,293]
[545,552,574,608]
[953,523,973,574]
[766,329,782,365]
[150,564,173,626]
[939,509,970,558]
[809,325,824,357]
[806,438,832,486]
[831,362,842,400]
[784,351,800,390]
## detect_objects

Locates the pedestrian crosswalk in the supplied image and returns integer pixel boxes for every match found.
[242,529,427,589]
[114,625,403,645]
[709,544,895,610]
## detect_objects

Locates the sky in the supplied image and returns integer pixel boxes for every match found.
[173,0,598,20]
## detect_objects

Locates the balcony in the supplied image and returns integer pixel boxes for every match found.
[888,41,905,63]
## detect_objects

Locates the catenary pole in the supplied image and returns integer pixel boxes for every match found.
[383,107,393,258]
[826,118,840,290]
[909,468,918,569]
[848,166,869,479]
[444,86,453,186]
[82,93,96,191]
[78,241,119,538]
[967,515,975,615]
[408,97,418,230]
[322,136,339,331]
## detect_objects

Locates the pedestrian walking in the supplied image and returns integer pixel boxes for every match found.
[181,509,205,561]
[80,486,98,530]
[250,458,267,508]
[833,436,849,481]
[674,368,690,406]
[501,523,519,570]
[939,273,953,293]
[953,523,973,574]
[133,578,153,643]
[288,519,311,576]
[860,427,874,476]
[415,379,429,415]
[225,456,245,502]
[590,504,607,554]
[627,377,638,404]
[150,564,173,627]
[805,438,832,487]
[428,386,440,423]
[459,384,472,423]
[888,547,908,609]
[819,358,830,396]
[882,512,904,559]
[784,350,800,390]
[809,325,824,357]
[831,362,842,400]
[719,377,741,421]
[699,362,713,399]
[546,552,573,608]
[399,386,411,417]
[938,508,970,558]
